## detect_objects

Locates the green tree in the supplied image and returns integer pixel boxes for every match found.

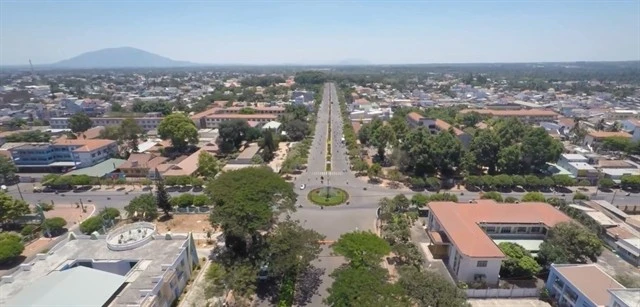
[79,216,103,234]
[0,192,30,225]
[119,118,143,152]
[266,219,325,278]
[206,167,296,255]
[424,177,441,191]
[538,222,603,265]
[332,231,391,268]
[389,115,409,142]
[521,127,563,172]
[573,191,590,201]
[398,266,470,307]
[156,180,171,216]
[0,156,17,184]
[481,191,504,202]
[368,163,382,181]
[157,113,198,152]
[0,233,25,264]
[325,265,406,307]
[204,262,228,297]
[371,125,396,159]
[599,177,616,190]
[497,144,522,174]
[68,112,93,134]
[218,119,250,152]
[511,175,526,188]
[358,123,372,145]
[433,131,462,177]
[521,192,546,202]
[498,242,541,279]
[196,151,219,178]
[469,129,500,174]
[43,217,67,236]
[284,119,309,141]
[458,111,483,128]
[110,102,123,112]
[553,175,576,187]
[600,137,633,153]
[402,128,437,176]
[259,129,278,162]
[494,118,527,147]
[621,175,640,190]
[411,193,429,208]
[124,194,159,221]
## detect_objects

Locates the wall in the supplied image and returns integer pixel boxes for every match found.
[546,267,597,307]
[91,260,133,276]
[456,256,502,286]
[465,287,539,298]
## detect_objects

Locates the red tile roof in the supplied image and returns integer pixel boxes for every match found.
[461,109,558,117]
[428,200,571,258]
[406,112,424,122]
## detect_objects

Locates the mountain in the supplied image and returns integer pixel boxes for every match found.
[51,47,197,68]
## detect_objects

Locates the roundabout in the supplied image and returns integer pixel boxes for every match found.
[307,186,349,206]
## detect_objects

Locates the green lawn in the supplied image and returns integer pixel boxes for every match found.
[308,187,348,206]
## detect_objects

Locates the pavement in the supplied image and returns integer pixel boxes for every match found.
[468,299,551,307]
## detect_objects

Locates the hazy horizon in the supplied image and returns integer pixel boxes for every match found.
[1,1,639,66]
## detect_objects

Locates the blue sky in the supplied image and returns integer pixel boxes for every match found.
[1,0,639,65]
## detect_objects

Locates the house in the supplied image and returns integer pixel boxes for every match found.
[9,139,118,172]
[556,154,599,184]
[0,224,199,307]
[426,200,571,285]
[160,149,206,178]
[546,264,639,307]
[621,119,640,142]
[406,112,471,146]
[459,109,559,124]
[583,131,632,149]
[117,153,169,178]
[616,238,640,267]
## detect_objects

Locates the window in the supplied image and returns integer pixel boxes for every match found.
[477,261,488,267]
[516,227,527,233]
[530,227,541,233]
[485,226,496,233]
[500,227,512,234]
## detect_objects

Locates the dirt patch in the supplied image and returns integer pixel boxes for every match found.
[44,204,95,227]
[154,214,216,234]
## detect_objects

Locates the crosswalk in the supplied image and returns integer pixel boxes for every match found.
[309,171,345,176]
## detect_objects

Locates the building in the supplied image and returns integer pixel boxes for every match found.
[50,113,164,132]
[191,107,281,129]
[0,223,198,307]
[160,149,206,178]
[616,237,640,266]
[406,112,471,146]
[117,153,169,178]
[262,121,282,133]
[583,131,633,149]
[546,264,640,307]
[556,154,599,184]
[459,109,559,124]
[621,119,640,142]
[9,138,118,172]
[426,200,571,285]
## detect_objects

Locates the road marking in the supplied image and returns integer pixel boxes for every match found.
[310,171,344,176]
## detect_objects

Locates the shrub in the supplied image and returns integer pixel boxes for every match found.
[410,177,425,189]
[0,233,24,264]
[100,207,121,220]
[193,194,211,207]
[504,196,519,203]
[43,217,67,236]
[573,191,590,201]
[21,225,37,236]
[480,191,503,202]
[79,216,103,234]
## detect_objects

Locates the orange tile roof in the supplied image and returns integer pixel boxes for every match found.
[119,153,169,170]
[435,119,464,136]
[461,109,558,117]
[406,112,424,122]
[428,200,571,258]
[53,138,116,152]
[58,126,105,140]
[162,149,205,177]
[588,131,632,139]
[205,114,278,120]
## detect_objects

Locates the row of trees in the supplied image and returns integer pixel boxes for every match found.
[465,174,595,191]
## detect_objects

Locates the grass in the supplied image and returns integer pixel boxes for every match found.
[308,187,348,206]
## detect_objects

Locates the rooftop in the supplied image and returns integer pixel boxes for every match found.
[461,109,559,117]
[428,200,571,258]
[587,130,632,139]
[608,289,640,306]
[552,264,625,306]
[53,138,116,152]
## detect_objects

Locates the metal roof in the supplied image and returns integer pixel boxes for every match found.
[5,266,126,307]
[65,158,126,177]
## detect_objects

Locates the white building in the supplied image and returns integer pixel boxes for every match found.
[0,223,199,307]
[426,200,571,286]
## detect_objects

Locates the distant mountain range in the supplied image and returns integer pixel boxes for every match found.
[51,47,197,68]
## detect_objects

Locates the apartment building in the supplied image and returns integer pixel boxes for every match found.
[0,223,199,307]
[460,109,559,124]
[546,264,639,307]
[9,138,117,171]
[406,112,471,146]
[191,107,280,129]
[426,200,570,285]
[50,113,164,131]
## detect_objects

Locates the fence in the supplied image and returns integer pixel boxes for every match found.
[173,206,211,214]
[465,287,539,299]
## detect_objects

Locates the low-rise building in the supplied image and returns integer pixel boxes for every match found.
[191,107,280,129]
[406,112,471,146]
[117,153,169,178]
[50,113,164,132]
[9,138,117,172]
[583,131,633,149]
[556,154,599,183]
[460,109,559,124]
[426,200,570,285]
[546,264,639,307]
[0,223,199,307]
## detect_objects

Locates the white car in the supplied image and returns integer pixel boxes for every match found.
[300,184,306,190]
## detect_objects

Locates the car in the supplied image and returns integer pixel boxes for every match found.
[300,184,306,190]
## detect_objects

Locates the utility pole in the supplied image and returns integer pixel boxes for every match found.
[16,183,24,201]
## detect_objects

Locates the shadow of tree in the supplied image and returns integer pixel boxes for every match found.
[294,265,326,306]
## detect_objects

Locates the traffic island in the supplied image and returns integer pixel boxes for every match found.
[308,187,349,206]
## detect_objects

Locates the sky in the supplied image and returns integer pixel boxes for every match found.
[1,0,639,65]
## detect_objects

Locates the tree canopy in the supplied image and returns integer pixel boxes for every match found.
[0,192,30,225]
[68,112,93,134]
[124,194,159,221]
[398,266,470,307]
[325,265,406,307]
[157,113,198,152]
[331,231,391,268]
[498,242,541,278]
[538,222,603,265]
[0,232,24,264]
[196,151,219,178]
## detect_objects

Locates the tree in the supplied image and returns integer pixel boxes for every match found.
[358,123,372,145]
[424,177,441,191]
[469,129,500,174]
[206,167,296,255]
[497,144,522,174]
[325,265,406,307]
[398,266,470,307]
[284,119,309,141]
[0,192,30,225]
[553,175,576,187]
[433,131,462,177]
[196,151,219,178]
[389,115,409,142]
[119,118,143,151]
[124,194,159,221]
[538,222,603,265]
[401,128,437,176]
[68,112,93,134]
[494,118,527,147]
[259,129,278,162]
[0,233,24,264]
[371,125,396,159]
[157,113,198,152]
[100,207,121,220]
[498,242,541,279]
[511,175,526,188]
[332,231,391,268]
[600,137,633,153]
[411,193,429,208]
[621,175,640,190]
[218,119,250,152]
[521,127,563,172]
[43,217,67,236]
[204,262,228,297]
[525,175,541,190]
[0,156,17,184]
[573,191,590,201]
[156,180,171,216]
[266,219,325,278]
[458,111,483,128]
[111,101,123,112]
[599,177,616,190]
[480,191,503,202]
[79,216,103,234]
[521,192,546,202]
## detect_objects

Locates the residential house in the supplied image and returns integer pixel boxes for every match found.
[426,200,570,285]
[117,153,169,178]
[406,112,471,146]
[262,121,282,133]
[160,149,206,178]
[556,154,599,184]
[546,264,639,307]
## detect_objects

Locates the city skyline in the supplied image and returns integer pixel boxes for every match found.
[1,0,639,66]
